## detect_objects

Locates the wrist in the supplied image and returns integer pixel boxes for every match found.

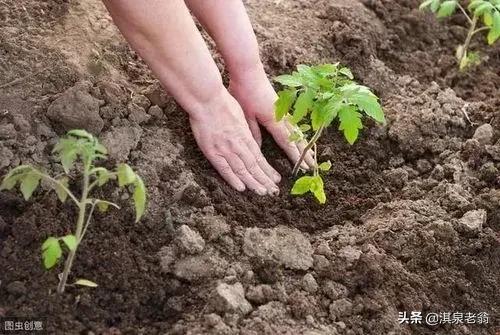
[186,85,233,122]
[228,60,268,84]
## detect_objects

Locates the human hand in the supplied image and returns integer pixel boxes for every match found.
[229,67,315,169]
[189,88,281,195]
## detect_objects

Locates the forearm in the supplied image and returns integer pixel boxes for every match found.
[102,0,225,117]
[185,0,265,80]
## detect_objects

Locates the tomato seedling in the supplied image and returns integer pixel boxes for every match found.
[420,0,500,70]
[274,64,385,204]
[0,129,147,294]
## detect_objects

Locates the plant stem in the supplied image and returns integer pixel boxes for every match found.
[458,15,478,64]
[457,3,472,24]
[292,125,324,176]
[56,166,90,294]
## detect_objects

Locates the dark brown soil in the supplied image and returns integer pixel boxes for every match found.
[0,0,499,335]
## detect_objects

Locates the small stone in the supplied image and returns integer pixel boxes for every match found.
[306,315,315,325]
[213,282,252,315]
[47,81,104,134]
[315,241,333,256]
[384,168,409,189]
[479,162,498,183]
[430,164,445,181]
[323,281,348,300]
[246,284,273,304]
[485,144,500,161]
[6,281,26,296]
[313,255,331,274]
[131,94,151,110]
[175,225,205,254]
[101,126,142,161]
[198,215,230,241]
[0,146,13,169]
[416,159,432,173]
[148,105,164,119]
[329,298,353,320]
[128,103,151,124]
[339,245,362,263]
[458,209,486,233]
[0,124,17,139]
[473,124,493,145]
[204,313,222,327]
[158,245,177,272]
[173,251,227,282]
[243,226,313,270]
[302,273,318,293]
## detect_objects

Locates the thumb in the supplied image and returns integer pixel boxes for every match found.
[246,117,262,147]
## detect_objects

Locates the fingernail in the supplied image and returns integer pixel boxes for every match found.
[270,187,280,196]
[273,173,281,183]
[256,187,267,196]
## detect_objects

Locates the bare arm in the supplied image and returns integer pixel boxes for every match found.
[185,0,314,167]
[103,0,280,195]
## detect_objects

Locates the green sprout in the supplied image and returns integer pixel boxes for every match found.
[420,0,500,70]
[0,129,147,294]
[274,64,385,204]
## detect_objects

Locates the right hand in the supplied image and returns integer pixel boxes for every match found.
[189,89,281,195]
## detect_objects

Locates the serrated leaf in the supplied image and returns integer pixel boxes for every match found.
[291,89,315,124]
[349,93,385,123]
[299,124,311,132]
[41,237,62,269]
[67,129,93,140]
[74,279,98,288]
[339,67,354,79]
[0,165,33,191]
[55,177,69,203]
[95,142,108,155]
[96,168,111,186]
[430,0,441,12]
[484,11,493,26]
[20,172,41,200]
[117,164,136,187]
[474,2,493,16]
[291,176,314,195]
[61,234,78,251]
[322,99,343,128]
[313,63,338,76]
[487,11,500,44]
[274,74,303,87]
[311,102,325,131]
[310,175,326,204]
[274,89,296,121]
[338,106,363,145]
[437,1,457,17]
[318,161,332,171]
[420,0,435,10]
[133,176,146,222]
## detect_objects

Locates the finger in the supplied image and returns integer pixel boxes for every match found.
[225,153,268,195]
[247,118,262,147]
[206,153,246,192]
[263,120,302,166]
[235,144,280,195]
[245,138,281,184]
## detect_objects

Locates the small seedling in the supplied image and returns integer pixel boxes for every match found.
[274,64,385,204]
[0,129,147,294]
[420,0,500,70]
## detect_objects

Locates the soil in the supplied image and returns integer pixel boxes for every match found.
[0,0,499,334]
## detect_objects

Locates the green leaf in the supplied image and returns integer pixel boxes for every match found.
[133,176,147,222]
[0,165,33,191]
[311,102,325,131]
[299,124,311,132]
[74,279,98,288]
[55,177,69,203]
[67,129,94,141]
[487,11,500,44]
[117,164,136,187]
[291,89,315,124]
[484,11,493,26]
[96,168,111,186]
[430,0,441,12]
[318,161,332,171]
[349,93,385,123]
[96,200,120,213]
[474,2,493,16]
[274,74,303,87]
[310,175,326,204]
[41,237,62,269]
[53,137,79,173]
[274,89,296,121]
[420,0,435,10]
[322,99,343,128]
[95,142,108,155]
[61,234,78,251]
[313,63,338,76]
[437,1,457,17]
[20,172,41,201]
[291,176,314,195]
[339,67,354,79]
[338,105,363,145]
